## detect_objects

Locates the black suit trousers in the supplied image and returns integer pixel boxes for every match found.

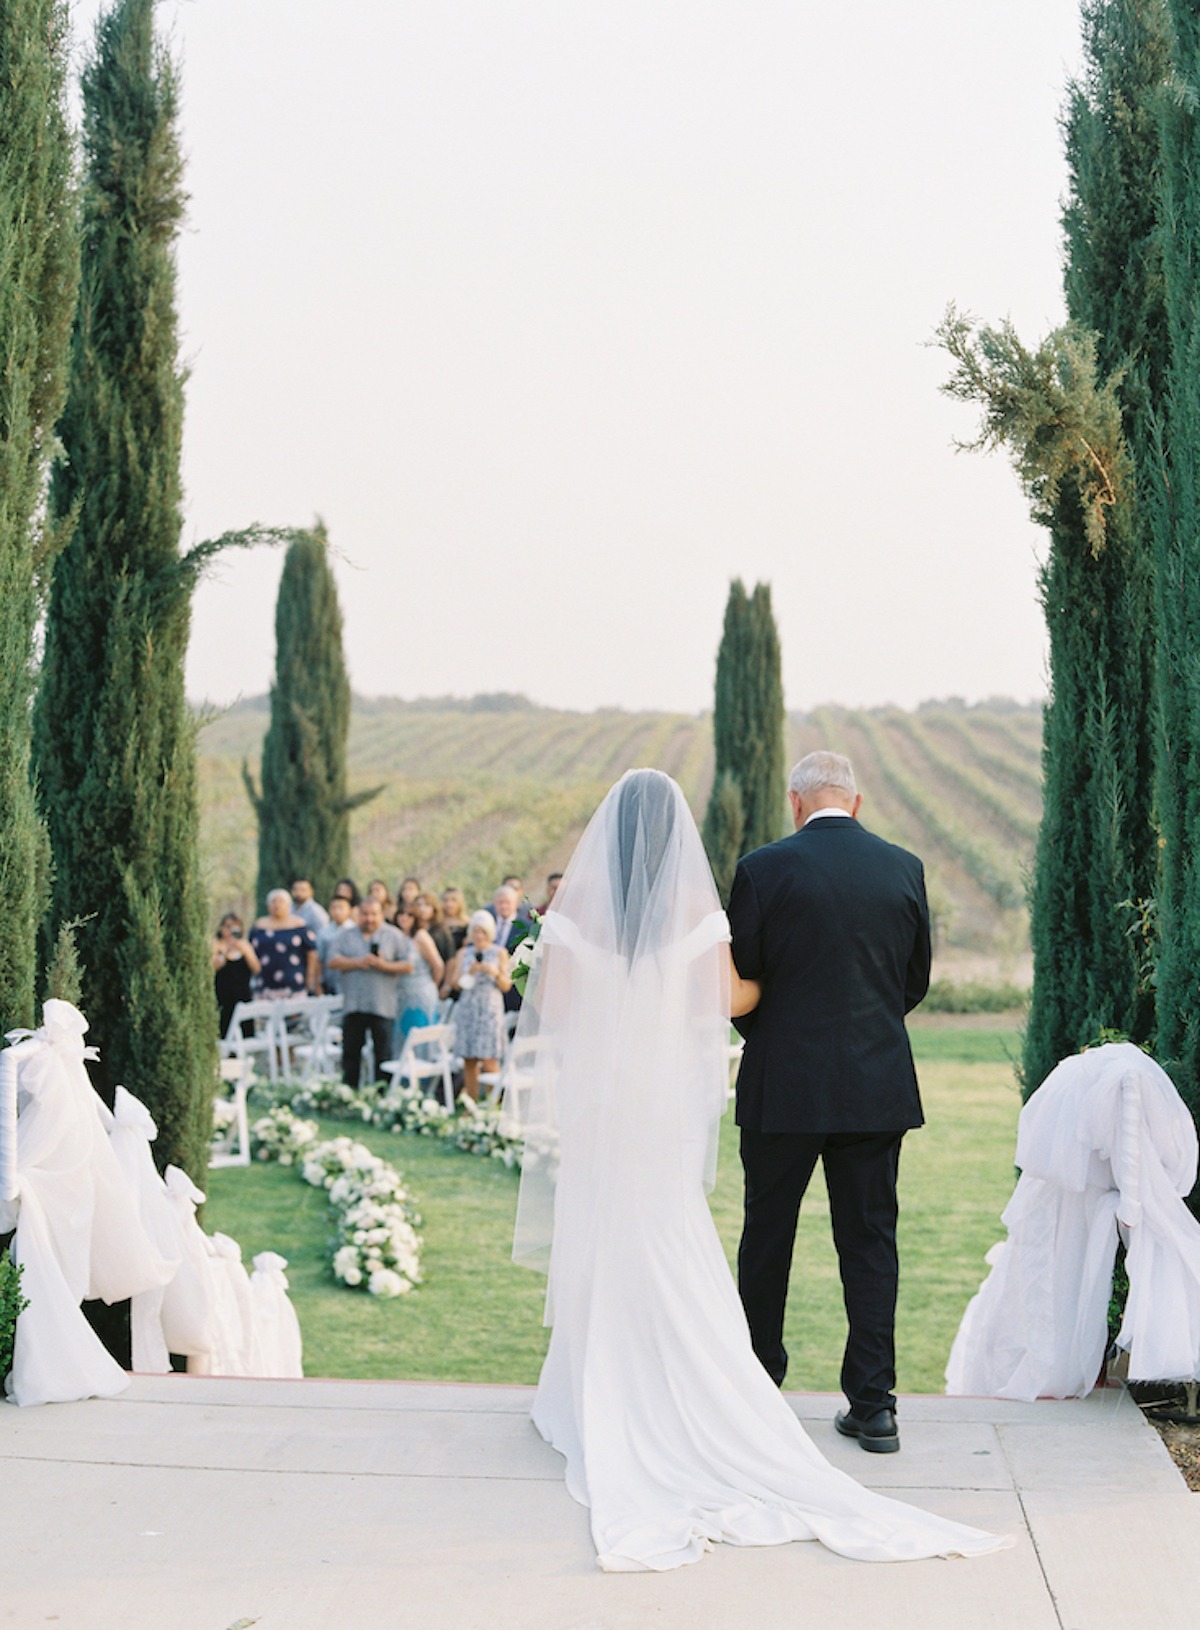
[341,1011,392,1087]
[737,1128,904,1414]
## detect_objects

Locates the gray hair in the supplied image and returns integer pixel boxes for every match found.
[788,751,857,799]
[469,910,497,942]
[266,888,293,910]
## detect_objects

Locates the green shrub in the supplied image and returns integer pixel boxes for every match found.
[922,979,1027,1014]
[0,1250,28,1385]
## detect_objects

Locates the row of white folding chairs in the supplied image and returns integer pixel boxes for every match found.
[219,994,344,1084]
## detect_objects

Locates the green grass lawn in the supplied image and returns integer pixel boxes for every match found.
[205,1031,1023,1393]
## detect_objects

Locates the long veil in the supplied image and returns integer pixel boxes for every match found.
[504,769,730,1286]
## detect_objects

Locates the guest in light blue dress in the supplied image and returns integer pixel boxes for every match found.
[393,904,445,1045]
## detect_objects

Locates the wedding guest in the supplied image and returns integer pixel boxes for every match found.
[393,904,445,1041]
[366,878,394,918]
[490,885,527,1014]
[316,895,354,995]
[440,887,471,953]
[501,874,533,923]
[212,912,261,1037]
[539,872,563,913]
[249,890,319,999]
[290,878,328,936]
[489,886,524,950]
[446,911,512,1100]
[327,896,412,1086]
[332,877,361,908]
[414,890,455,965]
[396,876,422,914]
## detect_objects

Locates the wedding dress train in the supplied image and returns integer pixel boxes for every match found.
[507,770,1009,1572]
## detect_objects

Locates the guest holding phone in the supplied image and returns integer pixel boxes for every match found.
[212,912,261,1038]
[327,897,413,1086]
[445,911,511,1100]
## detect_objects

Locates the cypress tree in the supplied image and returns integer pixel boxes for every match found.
[0,0,78,1035]
[702,579,786,896]
[1151,0,1200,1175]
[937,0,1170,1096]
[242,524,380,910]
[33,0,211,1179]
[740,583,786,851]
[1024,0,1169,1093]
[702,771,745,904]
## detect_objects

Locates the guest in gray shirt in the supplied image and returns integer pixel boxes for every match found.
[327,897,412,1085]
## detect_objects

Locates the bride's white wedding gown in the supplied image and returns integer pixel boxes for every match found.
[508,771,1009,1573]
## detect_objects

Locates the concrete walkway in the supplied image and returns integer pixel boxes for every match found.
[3,1376,1197,1630]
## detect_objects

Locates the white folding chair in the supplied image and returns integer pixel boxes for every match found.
[220,999,283,1083]
[210,1056,253,1168]
[381,1024,457,1111]
[290,994,344,1081]
[490,1033,540,1109]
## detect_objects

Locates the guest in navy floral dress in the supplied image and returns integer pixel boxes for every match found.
[249,889,319,998]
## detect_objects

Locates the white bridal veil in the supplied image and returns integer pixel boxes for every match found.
[505,769,731,1286]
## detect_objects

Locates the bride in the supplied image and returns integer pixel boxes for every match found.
[505,768,1008,1573]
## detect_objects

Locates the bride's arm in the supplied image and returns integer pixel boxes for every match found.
[727,945,761,1017]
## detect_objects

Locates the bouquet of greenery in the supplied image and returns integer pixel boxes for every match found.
[508,909,544,998]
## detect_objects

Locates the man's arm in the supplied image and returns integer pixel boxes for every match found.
[904,863,933,1014]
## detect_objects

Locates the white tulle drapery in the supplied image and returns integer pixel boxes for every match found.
[504,770,1009,1571]
[947,1042,1200,1401]
[2,1002,173,1407]
[2,1001,304,1406]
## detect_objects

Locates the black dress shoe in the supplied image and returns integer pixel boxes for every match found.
[834,1407,900,1454]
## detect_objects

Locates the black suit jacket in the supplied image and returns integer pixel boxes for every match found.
[728,816,931,1135]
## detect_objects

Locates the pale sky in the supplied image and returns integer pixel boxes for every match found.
[70,1,1084,714]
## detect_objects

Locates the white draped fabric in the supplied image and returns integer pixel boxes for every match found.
[506,770,1009,1572]
[2,1002,173,1407]
[947,1042,1200,1401]
[2,1002,305,1404]
[249,1252,304,1378]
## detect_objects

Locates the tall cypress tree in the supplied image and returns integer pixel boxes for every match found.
[1023,0,1169,1093]
[938,0,1170,1095]
[33,0,211,1179]
[703,579,785,896]
[243,523,379,909]
[0,0,78,1035]
[1151,0,1200,1176]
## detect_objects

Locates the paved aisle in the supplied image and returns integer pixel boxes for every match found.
[2,1378,1196,1630]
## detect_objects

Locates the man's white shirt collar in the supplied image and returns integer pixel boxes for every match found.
[803,807,854,827]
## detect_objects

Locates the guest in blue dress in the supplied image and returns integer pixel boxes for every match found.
[392,904,445,1045]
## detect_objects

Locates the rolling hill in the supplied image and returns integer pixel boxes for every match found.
[198,696,1042,984]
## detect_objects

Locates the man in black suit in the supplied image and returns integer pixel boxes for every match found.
[728,751,931,1454]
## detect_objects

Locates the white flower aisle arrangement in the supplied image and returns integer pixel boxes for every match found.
[302,1136,423,1297]
[249,1105,319,1165]
[261,1075,530,1166]
[247,1110,423,1297]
